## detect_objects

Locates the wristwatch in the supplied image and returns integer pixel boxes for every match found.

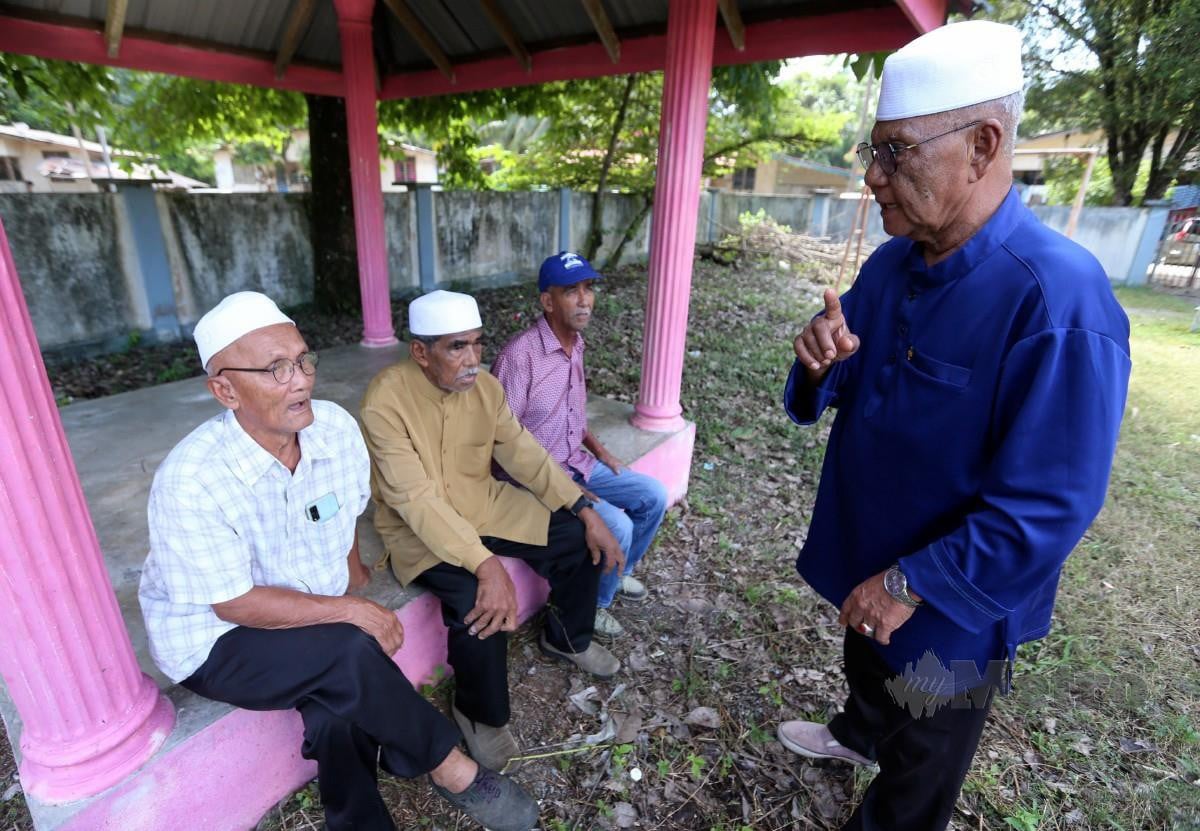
[568,495,595,517]
[884,564,922,607]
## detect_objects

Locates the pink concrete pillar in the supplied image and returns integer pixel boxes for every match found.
[335,0,398,346]
[0,218,174,804]
[632,0,717,432]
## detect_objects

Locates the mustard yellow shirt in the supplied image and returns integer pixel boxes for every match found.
[360,358,583,586]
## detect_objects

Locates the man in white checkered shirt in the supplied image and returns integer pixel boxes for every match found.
[138,292,537,831]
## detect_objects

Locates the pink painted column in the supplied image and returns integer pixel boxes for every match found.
[0,218,174,804]
[632,0,717,432]
[334,0,398,346]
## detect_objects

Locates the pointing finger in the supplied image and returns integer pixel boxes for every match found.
[823,289,843,323]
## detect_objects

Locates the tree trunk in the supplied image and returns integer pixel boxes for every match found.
[603,193,652,272]
[584,74,638,261]
[305,93,360,313]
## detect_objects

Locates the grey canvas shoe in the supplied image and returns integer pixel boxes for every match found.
[777,720,874,766]
[538,633,620,678]
[452,704,519,773]
[431,765,538,831]
[593,607,625,639]
[616,574,648,602]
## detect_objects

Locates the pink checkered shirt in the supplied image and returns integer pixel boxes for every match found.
[491,315,595,481]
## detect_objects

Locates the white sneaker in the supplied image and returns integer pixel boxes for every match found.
[593,607,625,639]
[617,574,648,603]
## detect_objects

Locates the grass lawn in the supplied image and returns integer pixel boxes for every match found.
[2,263,1196,831]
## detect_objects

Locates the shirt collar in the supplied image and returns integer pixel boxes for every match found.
[537,314,584,356]
[405,357,455,404]
[904,187,1027,286]
[221,409,282,486]
[220,406,334,486]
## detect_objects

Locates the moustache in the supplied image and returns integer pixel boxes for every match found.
[457,367,480,380]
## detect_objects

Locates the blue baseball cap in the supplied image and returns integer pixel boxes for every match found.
[538,251,603,292]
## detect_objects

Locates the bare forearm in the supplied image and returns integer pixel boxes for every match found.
[212,586,355,630]
[582,431,606,457]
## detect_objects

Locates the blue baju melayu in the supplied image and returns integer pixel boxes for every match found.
[785,188,1131,690]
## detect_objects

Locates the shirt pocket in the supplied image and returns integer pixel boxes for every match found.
[904,346,972,389]
[455,441,492,477]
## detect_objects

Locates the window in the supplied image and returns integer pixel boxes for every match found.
[732,166,756,191]
[393,156,418,183]
[0,157,22,181]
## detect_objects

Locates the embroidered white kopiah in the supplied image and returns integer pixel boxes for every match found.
[193,291,294,369]
[407,289,483,337]
[876,20,1024,122]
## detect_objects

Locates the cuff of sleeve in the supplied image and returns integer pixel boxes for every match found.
[459,545,494,574]
[174,575,256,607]
[783,360,839,425]
[900,543,1012,634]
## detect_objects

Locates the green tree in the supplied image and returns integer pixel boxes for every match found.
[987,0,1200,205]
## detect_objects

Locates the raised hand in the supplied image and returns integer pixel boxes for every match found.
[794,288,860,379]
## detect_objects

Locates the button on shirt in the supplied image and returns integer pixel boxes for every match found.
[784,188,1131,690]
[138,400,370,683]
[491,316,594,480]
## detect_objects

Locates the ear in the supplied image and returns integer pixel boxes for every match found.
[968,119,1004,182]
[539,291,554,315]
[410,339,430,368]
[206,374,240,411]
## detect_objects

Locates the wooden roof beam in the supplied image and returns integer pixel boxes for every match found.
[274,0,318,79]
[381,0,455,81]
[580,0,620,64]
[480,0,531,72]
[104,0,128,58]
[718,0,745,51]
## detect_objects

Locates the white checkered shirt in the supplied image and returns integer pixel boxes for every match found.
[139,400,371,683]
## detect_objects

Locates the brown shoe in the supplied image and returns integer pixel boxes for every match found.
[452,704,519,772]
[538,634,620,679]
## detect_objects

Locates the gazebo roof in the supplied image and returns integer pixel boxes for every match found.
[0,1,973,99]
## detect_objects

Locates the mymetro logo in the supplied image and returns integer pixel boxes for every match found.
[884,651,1007,717]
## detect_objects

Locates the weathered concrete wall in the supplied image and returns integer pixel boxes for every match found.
[570,192,651,267]
[383,192,418,293]
[1030,205,1148,280]
[0,194,137,350]
[9,188,1160,359]
[162,193,313,325]
[436,190,559,286]
[714,193,813,239]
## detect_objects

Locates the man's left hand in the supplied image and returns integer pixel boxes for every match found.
[599,452,626,475]
[838,570,917,645]
[579,507,626,574]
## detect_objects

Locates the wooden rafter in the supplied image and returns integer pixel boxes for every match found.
[274,0,318,79]
[104,0,128,58]
[580,0,620,64]
[717,0,744,51]
[479,0,531,72]
[381,0,455,81]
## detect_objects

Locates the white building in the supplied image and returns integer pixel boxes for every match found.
[0,123,208,193]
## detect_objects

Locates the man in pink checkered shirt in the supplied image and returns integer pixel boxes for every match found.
[492,252,669,640]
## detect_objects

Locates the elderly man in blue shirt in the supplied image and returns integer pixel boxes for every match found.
[777,21,1130,831]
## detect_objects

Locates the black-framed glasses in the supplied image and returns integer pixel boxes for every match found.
[217,351,319,384]
[857,120,982,176]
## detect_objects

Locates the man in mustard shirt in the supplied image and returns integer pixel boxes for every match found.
[360,290,625,773]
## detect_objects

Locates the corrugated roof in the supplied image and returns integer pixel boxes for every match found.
[0,0,969,78]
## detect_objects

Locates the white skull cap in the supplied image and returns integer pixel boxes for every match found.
[193,291,294,369]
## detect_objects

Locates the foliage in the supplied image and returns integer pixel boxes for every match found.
[0,54,116,133]
[984,0,1200,205]
[1042,153,1152,206]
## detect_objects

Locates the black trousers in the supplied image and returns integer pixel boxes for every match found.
[183,623,461,831]
[414,509,600,727]
[827,631,995,831]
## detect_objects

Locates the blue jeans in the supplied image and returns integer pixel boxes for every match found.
[575,461,669,609]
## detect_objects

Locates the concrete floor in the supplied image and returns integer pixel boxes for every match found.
[56,341,675,689]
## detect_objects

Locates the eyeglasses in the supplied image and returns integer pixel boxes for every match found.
[856,121,982,176]
[217,352,319,384]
